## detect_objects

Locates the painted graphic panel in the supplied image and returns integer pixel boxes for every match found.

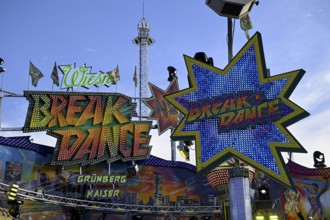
[251,161,330,219]
[4,161,22,182]
[278,161,330,220]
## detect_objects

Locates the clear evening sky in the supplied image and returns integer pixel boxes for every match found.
[1,0,329,167]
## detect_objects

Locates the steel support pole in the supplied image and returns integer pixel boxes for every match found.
[227,18,233,62]
[170,128,176,161]
[227,18,252,220]
[229,168,253,220]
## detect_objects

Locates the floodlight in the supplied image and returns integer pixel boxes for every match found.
[132,215,143,220]
[183,140,193,161]
[177,141,190,161]
[269,215,278,220]
[257,184,270,200]
[194,52,214,66]
[313,151,326,168]
[7,199,23,219]
[205,0,256,19]
[167,66,178,82]
[255,216,264,220]
[0,58,5,72]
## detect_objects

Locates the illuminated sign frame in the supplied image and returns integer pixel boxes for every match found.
[23,91,152,166]
[144,79,179,135]
[165,32,309,188]
[59,64,119,89]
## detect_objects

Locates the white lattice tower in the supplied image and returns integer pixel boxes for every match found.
[133,16,155,119]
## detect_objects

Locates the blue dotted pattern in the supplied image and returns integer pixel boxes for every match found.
[175,46,294,175]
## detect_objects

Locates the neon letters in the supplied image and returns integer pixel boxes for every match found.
[187,91,282,133]
[59,64,119,89]
[76,175,127,199]
[23,91,152,166]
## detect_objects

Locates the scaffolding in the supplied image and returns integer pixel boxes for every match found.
[0,182,221,215]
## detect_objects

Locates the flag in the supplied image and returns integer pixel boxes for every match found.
[133,66,138,87]
[107,65,120,85]
[29,61,44,87]
[114,65,120,82]
[51,62,59,86]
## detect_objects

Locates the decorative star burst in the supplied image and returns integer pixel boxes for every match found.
[144,79,179,135]
[165,32,309,188]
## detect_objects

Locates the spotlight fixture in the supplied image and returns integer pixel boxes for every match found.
[0,57,5,73]
[183,140,193,161]
[127,161,139,176]
[132,214,143,220]
[313,151,326,168]
[257,184,270,200]
[184,140,193,147]
[6,183,23,219]
[193,52,214,66]
[8,200,23,219]
[167,66,178,82]
[183,145,190,160]
[255,215,265,220]
[269,215,279,220]
[178,140,193,161]
[205,0,256,19]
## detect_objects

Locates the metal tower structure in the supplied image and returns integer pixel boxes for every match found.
[133,12,155,119]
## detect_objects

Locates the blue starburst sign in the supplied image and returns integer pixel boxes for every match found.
[165,32,309,188]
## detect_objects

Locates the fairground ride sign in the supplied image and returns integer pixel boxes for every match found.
[165,32,309,189]
[59,64,119,89]
[23,91,152,166]
[144,79,179,135]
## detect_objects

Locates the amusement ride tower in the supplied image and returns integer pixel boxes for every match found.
[133,12,155,120]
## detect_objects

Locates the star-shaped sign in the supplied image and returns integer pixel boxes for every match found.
[165,32,309,188]
[144,79,179,135]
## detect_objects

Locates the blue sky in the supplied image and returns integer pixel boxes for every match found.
[1,0,330,168]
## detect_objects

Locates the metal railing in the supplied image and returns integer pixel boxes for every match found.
[0,182,221,215]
